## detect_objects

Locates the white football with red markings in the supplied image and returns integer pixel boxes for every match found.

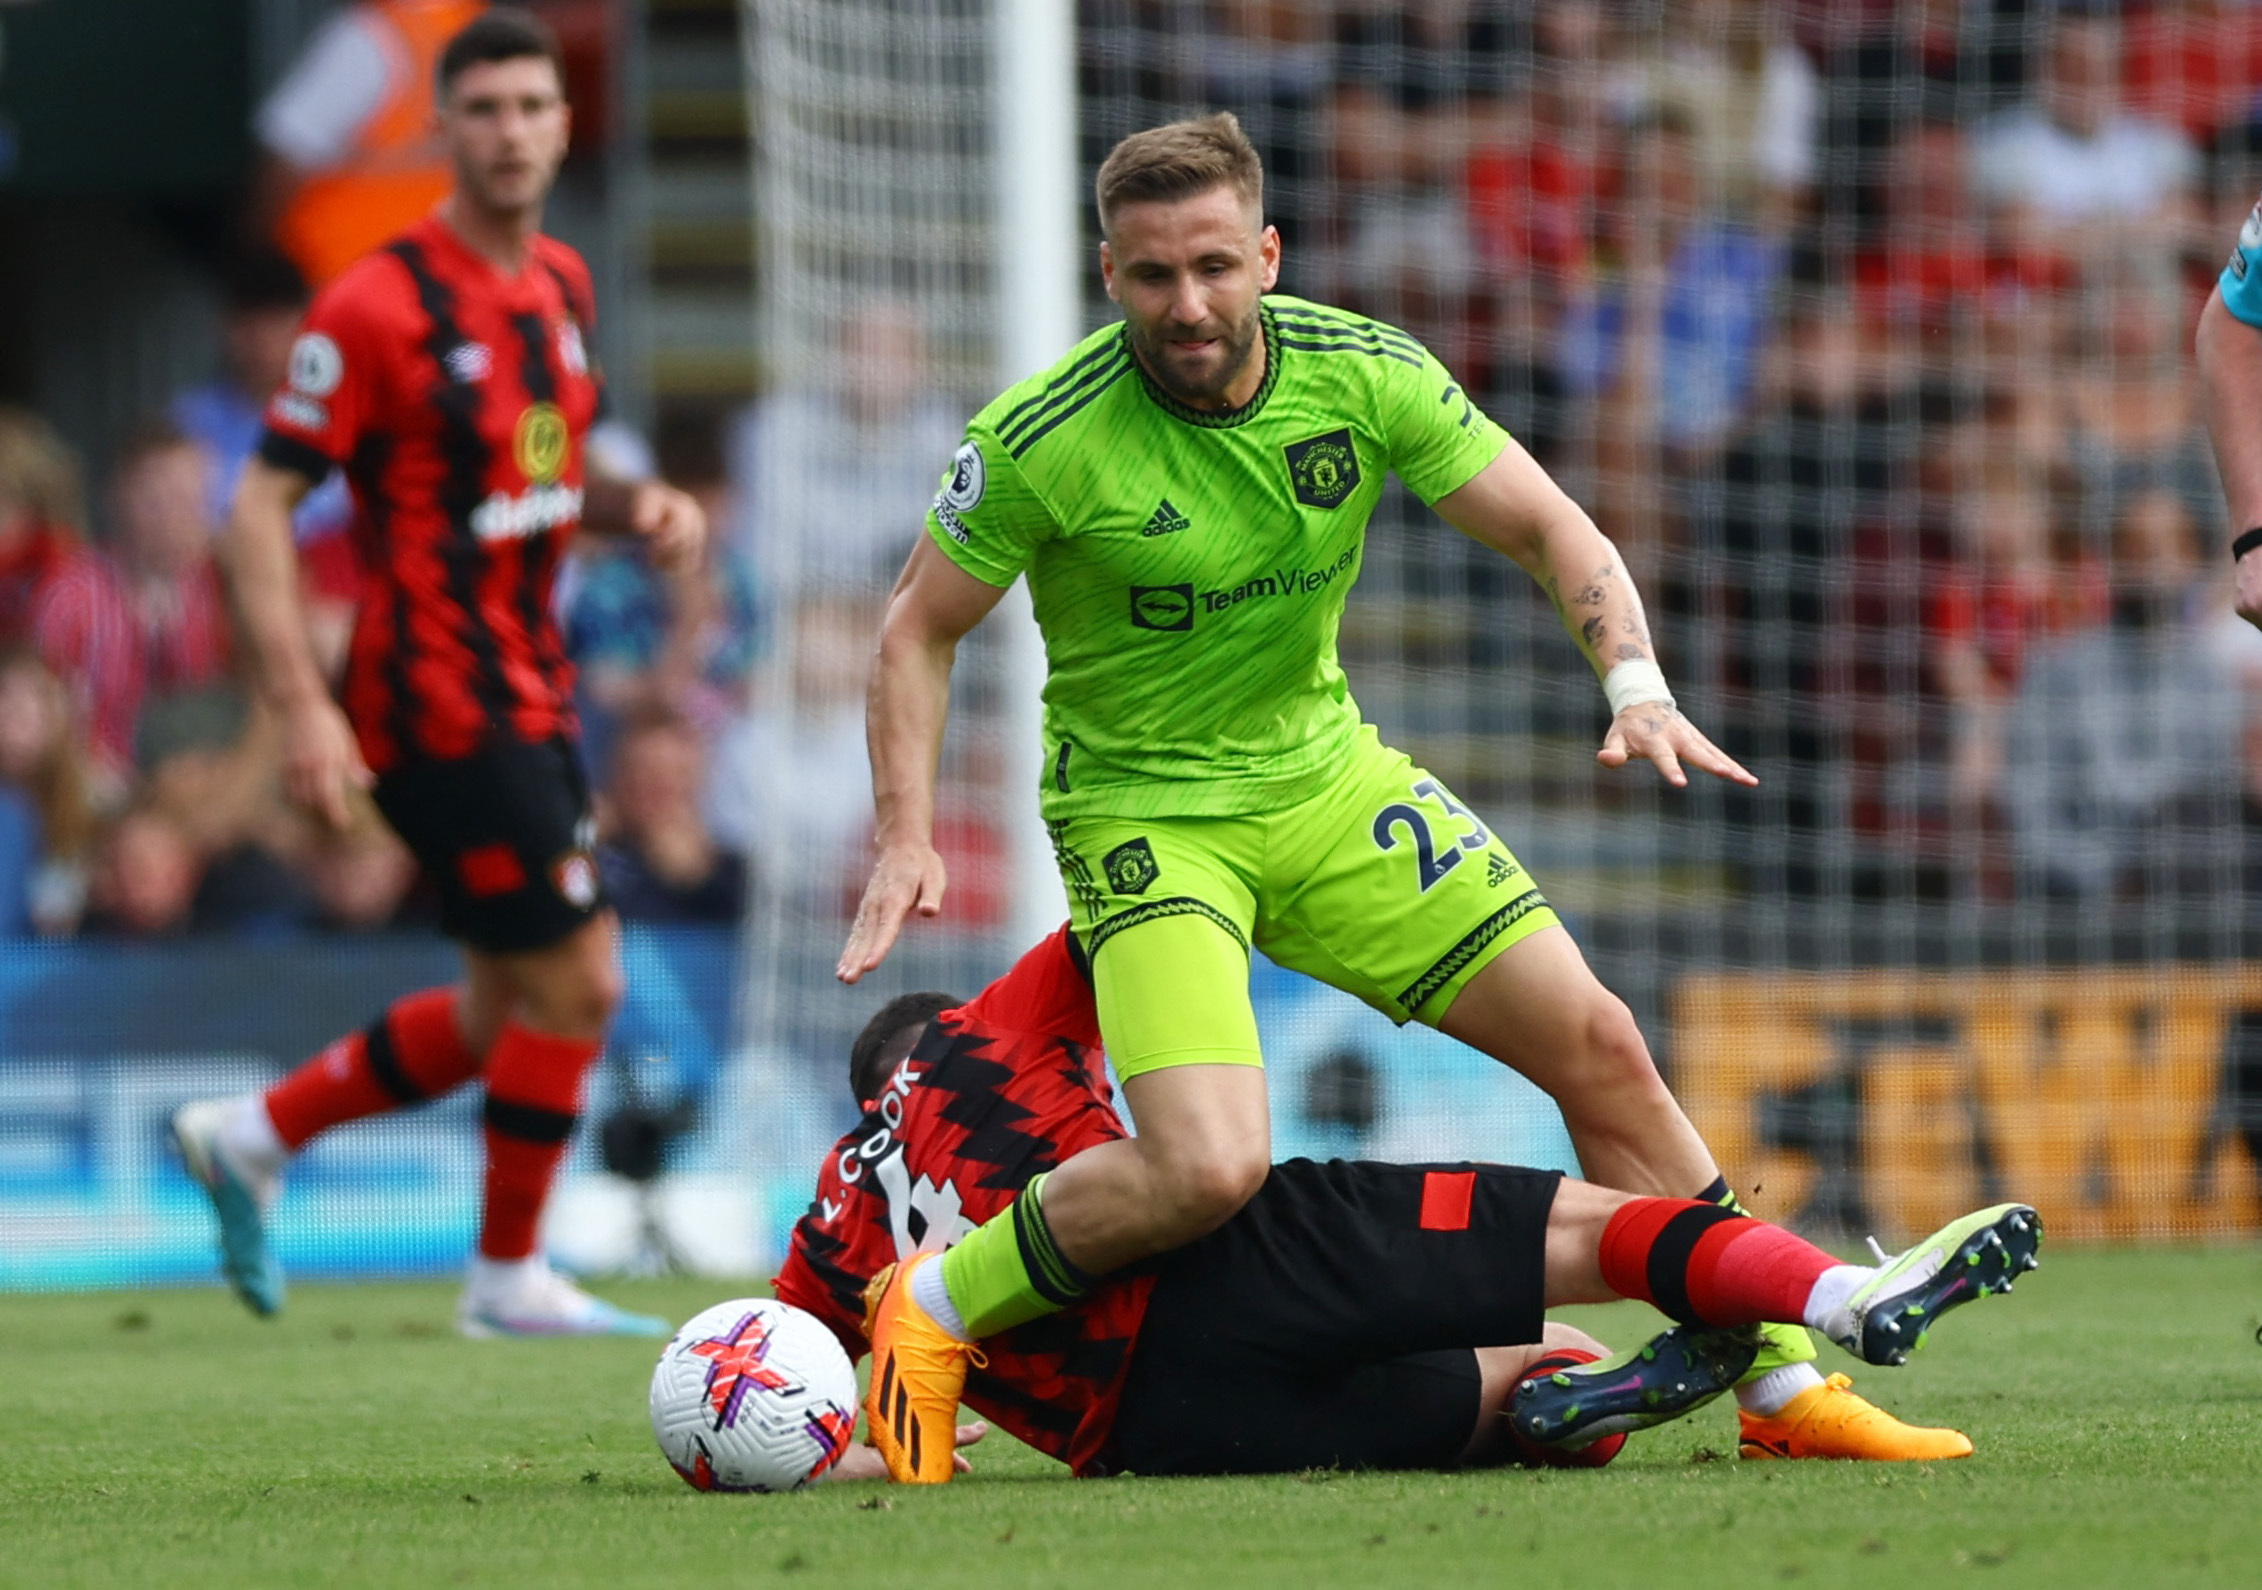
[649,1297,859,1493]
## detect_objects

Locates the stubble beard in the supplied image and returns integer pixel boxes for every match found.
[1131,300,1264,410]
[455,153,556,232]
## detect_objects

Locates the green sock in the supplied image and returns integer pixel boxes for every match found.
[1700,1176,1821,1379]
[937,1172,1098,1338]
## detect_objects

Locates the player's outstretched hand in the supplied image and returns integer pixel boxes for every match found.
[828,1420,988,1481]
[281,697,375,830]
[1597,704,1757,790]
[837,843,949,984]
[629,479,706,573]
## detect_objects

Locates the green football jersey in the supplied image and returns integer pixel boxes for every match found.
[927,295,1511,820]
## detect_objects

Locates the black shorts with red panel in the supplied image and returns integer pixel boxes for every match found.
[1107,1158,1562,1476]
[372,734,608,953]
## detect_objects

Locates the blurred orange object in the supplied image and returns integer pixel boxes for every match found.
[273,0,485,287]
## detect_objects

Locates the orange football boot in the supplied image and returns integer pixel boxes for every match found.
[862,1254,980,1484]
[1737,1373,1975,1461]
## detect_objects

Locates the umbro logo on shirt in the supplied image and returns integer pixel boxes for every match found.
[444,342,493,383]
[1141,498,1190,537]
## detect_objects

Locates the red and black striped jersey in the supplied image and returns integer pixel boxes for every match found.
[772,927,1154,1478]
[257,214,602,771]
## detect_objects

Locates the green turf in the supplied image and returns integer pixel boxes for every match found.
[1,1248,2257,1589]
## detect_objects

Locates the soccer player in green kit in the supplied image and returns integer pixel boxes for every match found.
[840,114,1972,1481]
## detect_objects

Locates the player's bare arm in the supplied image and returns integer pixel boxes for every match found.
[582,468,707,574]
[1432,441,1756,791]
[2196,287,2262,628]
[219,455,371,831]
[837,538,1009,982]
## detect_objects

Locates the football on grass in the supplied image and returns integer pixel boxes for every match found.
[650,1298,858,1492]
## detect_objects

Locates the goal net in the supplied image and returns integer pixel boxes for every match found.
[736,0,2262,1259]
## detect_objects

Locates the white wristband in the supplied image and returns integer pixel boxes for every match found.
[1603,659,1675,717]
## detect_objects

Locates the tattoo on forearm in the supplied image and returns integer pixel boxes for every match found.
[1550,550,1661,671]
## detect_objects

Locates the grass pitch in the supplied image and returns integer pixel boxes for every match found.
[2,1248,2257,1590]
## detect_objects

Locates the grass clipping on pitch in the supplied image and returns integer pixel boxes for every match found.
[1,1249,2256,1590]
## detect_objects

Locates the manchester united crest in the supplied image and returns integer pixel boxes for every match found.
[1102,837,1160,896]
[1284,428,1360,509]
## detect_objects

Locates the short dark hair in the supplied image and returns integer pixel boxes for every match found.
[219,249,309,315]
[437,7,567,100]
[1095,112,1263,235]
[848,991,960,1106]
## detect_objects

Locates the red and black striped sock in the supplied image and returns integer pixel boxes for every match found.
[477,1023,602,1261]
[263,988,480,1150]
[1597,1197,1841,1328]
[1506,1349,1626,1468]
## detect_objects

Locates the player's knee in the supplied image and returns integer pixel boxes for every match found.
[1553,992,1670,1126]
[1162,1146,1268,1239]
[521,946,622,1038]
[584,957,626,1027]
[1581,994,1656,1085]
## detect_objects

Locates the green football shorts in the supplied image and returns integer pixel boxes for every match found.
[1048,726,1562,1081]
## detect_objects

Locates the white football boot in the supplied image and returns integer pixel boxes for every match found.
[170,1097,286,1317]
[457,1254,670,1339]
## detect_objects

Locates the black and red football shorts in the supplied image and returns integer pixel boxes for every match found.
[1109,1158,1562,1475]
[372,734,609,953]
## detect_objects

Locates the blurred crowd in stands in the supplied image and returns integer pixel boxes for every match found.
[17,0,2262,942]
[0,270,757,940]
[1084,0,2262,907]
[0,1,752,940]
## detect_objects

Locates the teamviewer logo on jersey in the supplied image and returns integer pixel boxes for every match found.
[1285,428,1361,509]
[1129,584,1195,632]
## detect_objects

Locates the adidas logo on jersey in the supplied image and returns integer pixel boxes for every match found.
[1141,498,1190,537]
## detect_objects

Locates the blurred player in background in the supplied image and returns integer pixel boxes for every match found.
[785,930,2040,1480]
[2198,185,2262,630]
[840,113,1974,1479]
[172,8,704,1338]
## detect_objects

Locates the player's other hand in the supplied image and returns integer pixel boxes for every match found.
[628,480,706,573]
[281,697,375,830]
[2237,547,2262,631]
[838,843,948,984]
[830,1419,987,1480]
[1597,704,1757,790]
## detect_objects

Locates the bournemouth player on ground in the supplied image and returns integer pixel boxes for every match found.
[780,931,2040,1480]
[171,8,704,1337]
[839,113,1981,1478]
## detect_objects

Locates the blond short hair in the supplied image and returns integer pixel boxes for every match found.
[0,408,85,536]
[1095,112,1263,236]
